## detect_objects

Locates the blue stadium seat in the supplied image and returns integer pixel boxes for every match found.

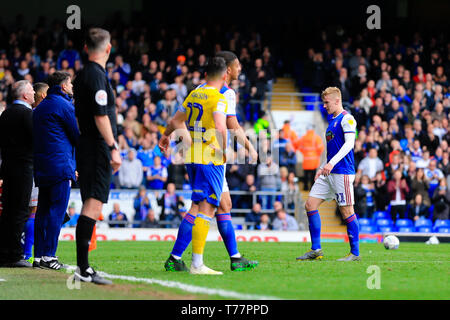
[414,218,433,228]
[437,227,450,233]
[397,227,415,233]
[360,225,375,233]
[376,219,393,227]
[233,224,243,230]
[359,218,372,226]
[395,219,413,228]
[434,219,450,229]
[417,226,432,233]
[378,226,394,233]
[373,211,390,220]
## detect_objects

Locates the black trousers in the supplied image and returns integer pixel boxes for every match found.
[303,169,316,191]
[0,162,33,263]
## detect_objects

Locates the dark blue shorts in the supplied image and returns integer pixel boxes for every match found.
[185,163,224,207]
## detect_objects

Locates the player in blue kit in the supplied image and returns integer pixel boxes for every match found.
[297,87,360,261]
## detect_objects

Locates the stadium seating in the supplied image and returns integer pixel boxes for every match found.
[378,226,394,233]
[414,218,433,228]
[358,218,372,226]
[360,225,376,233]
[395,219,413,228]
[376,219,393,227]
[433,219,450,232]
[417,226,433,233]
[437,227,450,233]
[397,227,415,233]
[372,211,390,221]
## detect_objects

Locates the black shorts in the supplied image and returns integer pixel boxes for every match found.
[76,137,112,204]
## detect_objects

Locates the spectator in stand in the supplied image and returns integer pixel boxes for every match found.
[431,178,450,221]
[245,203,262,230]
[136,137,157,171]
[167,151,188,190]
[279,142,297,175]
[146,155,168,190]
[108,203,128,228]
[122,105,142,138]
[241,174,257,210]
[385,153,403,181]
[157,183,184,228]
[133,186,151,228]
[360,175,376,218]
[357,148,384,181]
[56,39,80,70]
[351,64,369,97]
[281,172,298,210]
[297,128,324,190]
[272,129,289,161]
[272,209,299,231]
[226,156,246,208]
[387,169,410,222]
[272,201,284,222]
[256,213,272,230]
[62,202,80,228]
[141,208,159,228]
[257,156,280,210]
[410,168,431,206]
[353,175,367,218]
[424,159,444,200]
[409,194,429,222]
[131,71,146,96]
[113,55,131,86]
[118,149,143,189]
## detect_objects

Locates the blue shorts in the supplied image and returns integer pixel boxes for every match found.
[185,163,224,207]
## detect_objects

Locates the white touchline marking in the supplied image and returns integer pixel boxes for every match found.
[0,279,6,282]
[67,265,280,300]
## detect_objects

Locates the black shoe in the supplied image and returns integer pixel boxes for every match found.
[164,255,189,272]
[33,259,42,268]
[230,255,259,271]
[40,258,67,270]
[74,267,113,285]
[9,259,32,268]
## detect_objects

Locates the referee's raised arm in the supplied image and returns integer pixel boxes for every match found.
[71,28,119,285]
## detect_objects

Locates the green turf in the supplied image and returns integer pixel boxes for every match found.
[0,241,449,300]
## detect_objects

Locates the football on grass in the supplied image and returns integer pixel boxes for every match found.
[384,235,400,250]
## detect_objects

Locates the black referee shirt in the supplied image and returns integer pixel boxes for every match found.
[73,61,117,140]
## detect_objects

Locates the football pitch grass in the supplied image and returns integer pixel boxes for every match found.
[0,241,449,300]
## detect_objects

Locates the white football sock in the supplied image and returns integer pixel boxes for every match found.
[192,253,203,268]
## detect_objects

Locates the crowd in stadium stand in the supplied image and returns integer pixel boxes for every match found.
[0,19,449,231]
[0,20,290,229]
[301,31,450,228]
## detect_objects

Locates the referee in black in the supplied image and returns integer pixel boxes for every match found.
[73,28,121,285]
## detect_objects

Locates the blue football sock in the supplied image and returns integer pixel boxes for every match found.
[216,213,239,257]
[307,210,321,250]
[23,215,35,260]
[171,213,196,258]
[345,214,360,256]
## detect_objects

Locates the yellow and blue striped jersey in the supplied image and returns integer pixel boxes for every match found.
[179,85,228,165]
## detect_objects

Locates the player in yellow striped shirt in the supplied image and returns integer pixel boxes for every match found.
[159,57,228,274]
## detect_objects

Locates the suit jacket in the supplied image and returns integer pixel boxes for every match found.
[0,102,33,176]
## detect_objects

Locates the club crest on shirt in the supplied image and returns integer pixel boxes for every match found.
[326,130,334,142]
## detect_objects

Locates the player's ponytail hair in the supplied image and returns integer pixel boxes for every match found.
[321,87,342,101]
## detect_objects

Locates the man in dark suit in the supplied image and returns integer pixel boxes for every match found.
[0,80,35,267]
